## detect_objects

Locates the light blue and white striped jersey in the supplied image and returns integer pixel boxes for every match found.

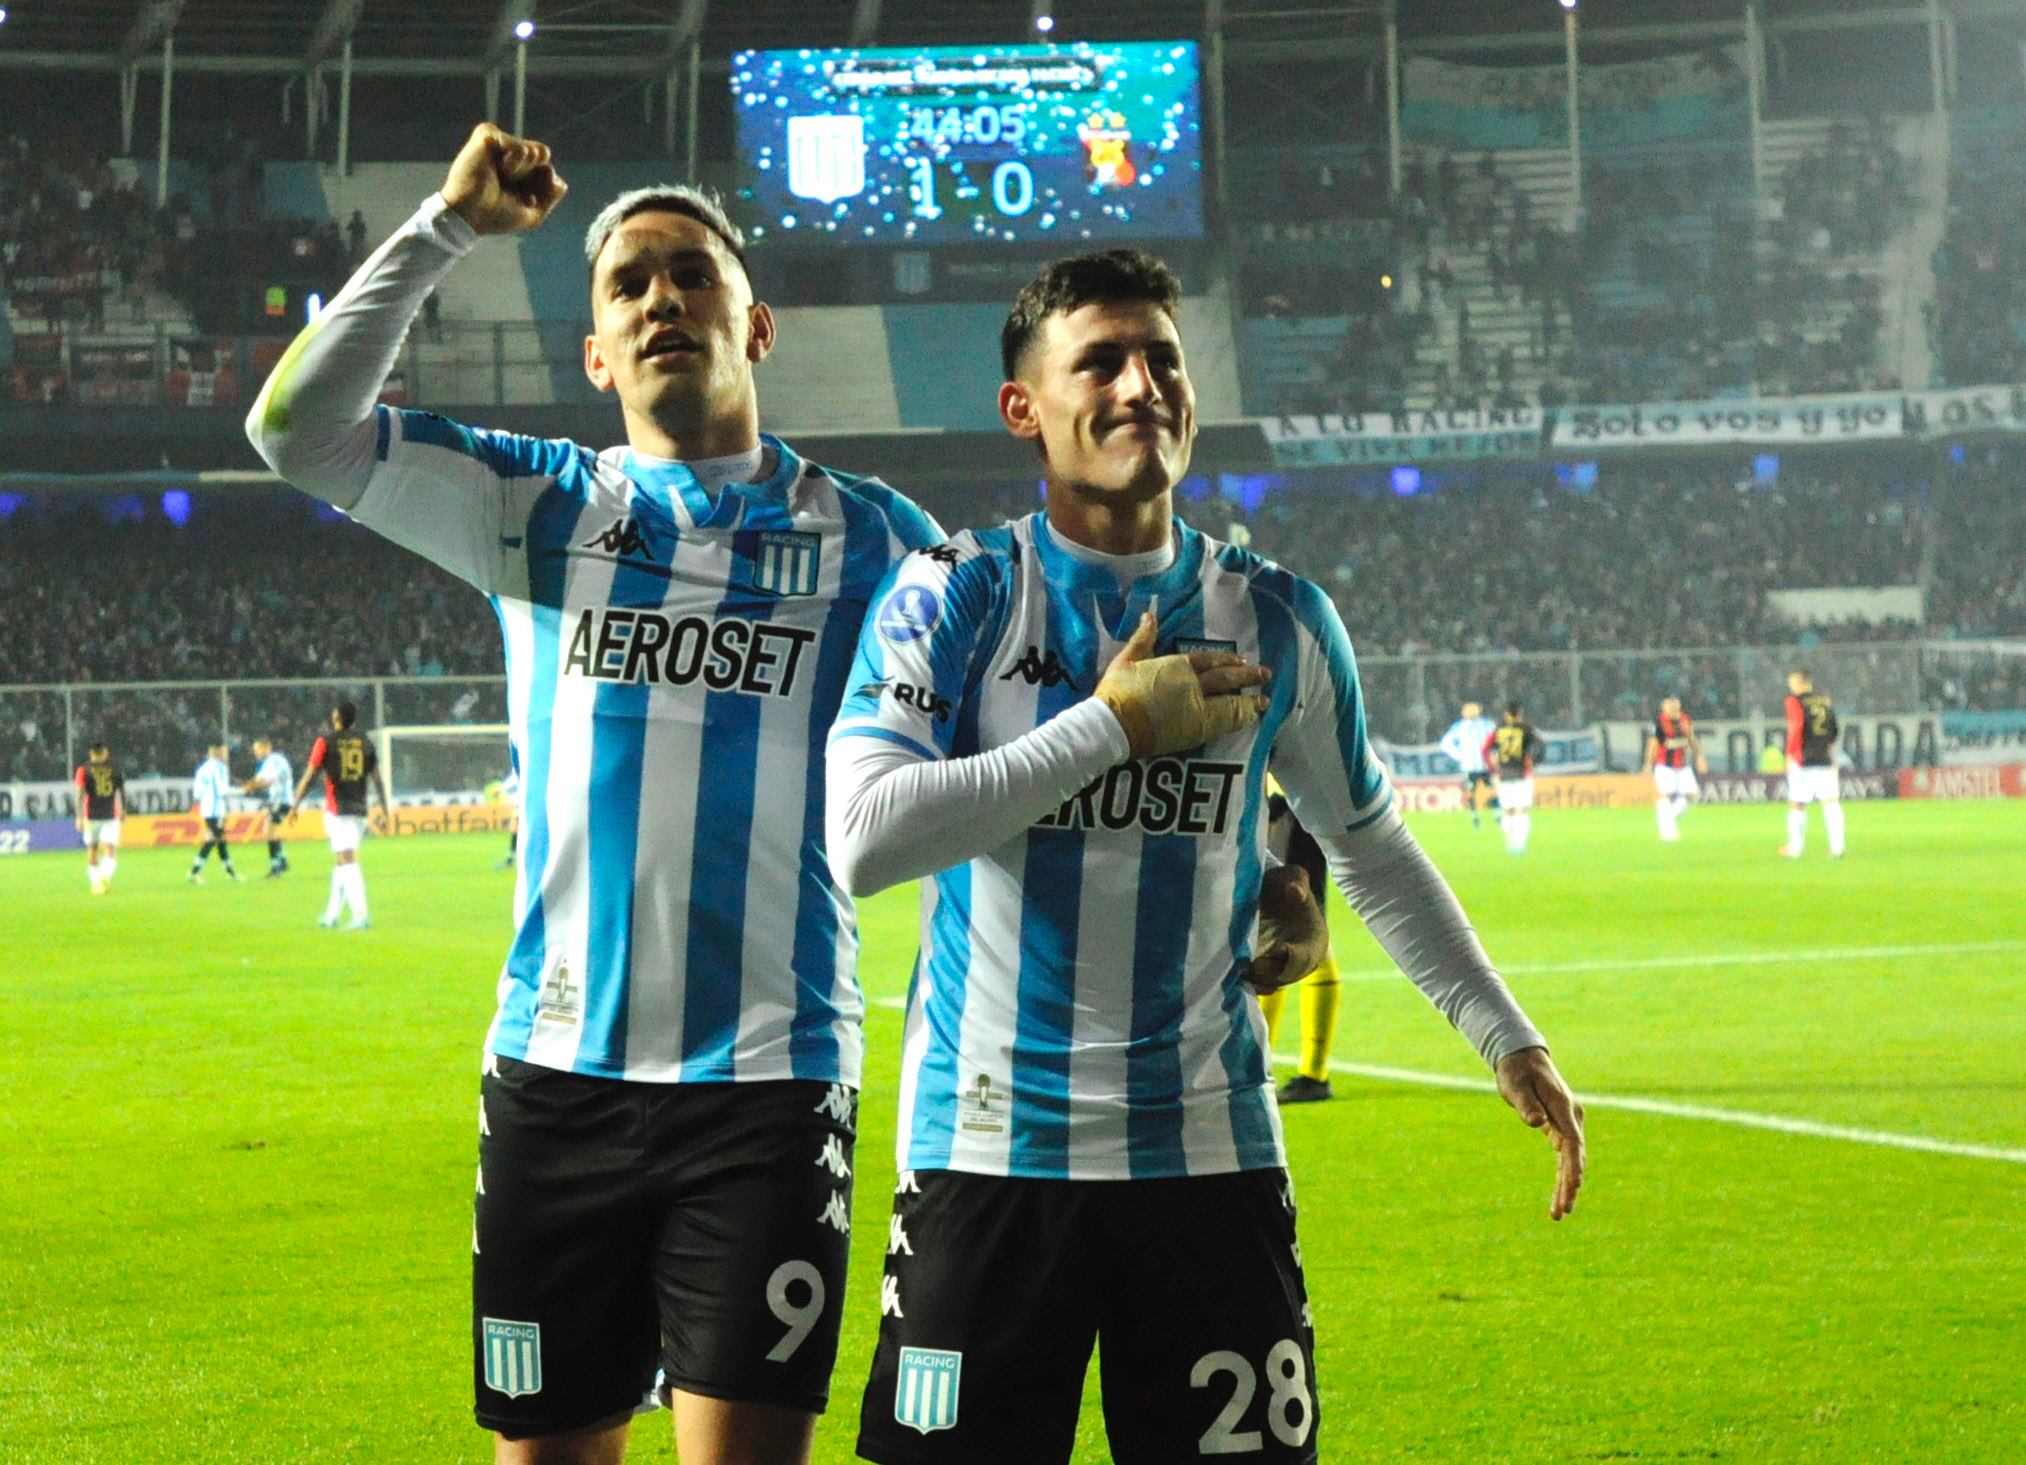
[192,757,233,819]
[348,417,939,1084]
[1439,716,1496,774]
[831,513,1392,1180]
[257,751,294,806]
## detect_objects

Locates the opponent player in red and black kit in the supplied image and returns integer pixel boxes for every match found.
[1642,696,1708,843]
[290,699,391,929]
[1780,670,1843,858]
[1485,700,1546,856]
[74,741,126,895]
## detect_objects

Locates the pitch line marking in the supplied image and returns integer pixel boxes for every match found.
[1295,1059,2026,1166]
[1333,939,2026,983]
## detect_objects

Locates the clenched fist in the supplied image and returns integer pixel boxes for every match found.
[440,122,568,236]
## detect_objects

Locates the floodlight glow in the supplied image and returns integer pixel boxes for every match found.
[0,9,11,24]
[305,292,324,321]
[1034,14,1054,32]
[513,19,536,40]
[1558,0,1577,9]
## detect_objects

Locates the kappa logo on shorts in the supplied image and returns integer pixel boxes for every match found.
[482,1318,543,1398]
[815,1083,856,1124]
[816,1134,852,1179]
[895,1347,961,1434]
[818,1191,852,1236]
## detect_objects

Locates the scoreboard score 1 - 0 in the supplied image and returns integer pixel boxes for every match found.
[731,41,1203,248]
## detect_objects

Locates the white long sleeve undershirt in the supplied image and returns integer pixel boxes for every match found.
[827,713,1547,1070]
[826,698,1130,897]
[246,194,478,509]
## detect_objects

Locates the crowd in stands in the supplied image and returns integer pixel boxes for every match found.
[1752,121,1910,397]
[0,133,161,340]
[1929,123,2026,389]
[0,493,498,688]
[1927,444,2026,640]
[1,128,357,400]
[1235,121,1914,417]
[1248,461,1925,666]
[7,446,2015,775]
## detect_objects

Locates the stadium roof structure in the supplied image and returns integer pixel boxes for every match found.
[0,0,2015,78]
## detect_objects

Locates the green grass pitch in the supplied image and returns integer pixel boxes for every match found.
[3,800,2022,1463]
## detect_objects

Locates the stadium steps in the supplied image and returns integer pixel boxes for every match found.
[1752,118,1927,392]
[1400,147,1575,411]
[1893,113,1948,391]
[319,164,544,404]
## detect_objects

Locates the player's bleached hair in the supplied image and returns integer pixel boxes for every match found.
[583,185,748,277]
[1001,248,1182,380]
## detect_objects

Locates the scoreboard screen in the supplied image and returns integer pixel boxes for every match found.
[731,41,1203,248]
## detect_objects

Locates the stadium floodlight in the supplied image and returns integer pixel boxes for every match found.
[1034,13,1054,32]
[0,8,11,23]
[1557,0,1576,8]
[513,18,535,40]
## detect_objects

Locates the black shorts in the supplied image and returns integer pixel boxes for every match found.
[1464,770,1494,790]
[266,804,291,824]
[203,817,227,840]
[473,1057,858,1437]
[857,1168,1317,1465]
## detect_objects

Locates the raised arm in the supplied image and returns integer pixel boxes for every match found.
[245,124,565,509]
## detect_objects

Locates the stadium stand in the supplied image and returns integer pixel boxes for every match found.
[1930,106,2026,389]
[0,460,1934,683]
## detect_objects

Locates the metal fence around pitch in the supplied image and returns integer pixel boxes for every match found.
[2,641,2019,783]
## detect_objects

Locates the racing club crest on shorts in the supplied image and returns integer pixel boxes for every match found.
[894,1346,961,1433]
[482,1317,543,1398]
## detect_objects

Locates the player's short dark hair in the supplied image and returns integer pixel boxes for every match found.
[1001,248,1183,380]
[334,700,358,729]
[584,184,748,281]
[1505,700,1525,718]
[88,740,109,755]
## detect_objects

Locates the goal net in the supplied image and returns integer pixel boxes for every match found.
[378,724,513,802]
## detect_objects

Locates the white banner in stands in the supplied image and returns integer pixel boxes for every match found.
[1375,726,1603,778]
[1904,384,2026,439]
[1551,393,1903,451]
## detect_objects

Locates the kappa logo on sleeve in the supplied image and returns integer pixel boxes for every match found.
[877,585,942,646]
